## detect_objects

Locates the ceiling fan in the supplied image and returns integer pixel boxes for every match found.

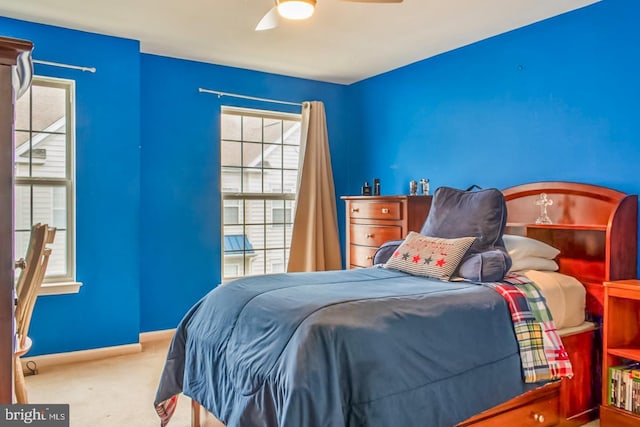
[256,0,403,31]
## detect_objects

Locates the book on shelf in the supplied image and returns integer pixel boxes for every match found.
[609,363,640,414]
[633,377,640,414]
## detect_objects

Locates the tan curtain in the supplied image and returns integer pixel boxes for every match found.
[287,101,342,272]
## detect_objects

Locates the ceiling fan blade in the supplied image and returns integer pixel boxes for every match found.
[256,6,279,31]
[340,0,402,2]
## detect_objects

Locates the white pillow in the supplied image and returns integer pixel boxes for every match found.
[509,256,559,272]
[503,234,560,260]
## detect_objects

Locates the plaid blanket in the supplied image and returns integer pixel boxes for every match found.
[483,274,573,383]
[156,395,177,427]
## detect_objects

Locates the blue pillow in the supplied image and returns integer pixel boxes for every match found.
[420,186,512,282]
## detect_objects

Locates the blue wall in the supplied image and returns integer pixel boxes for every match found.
[350,0,640,196]
[0,18,142,355]
[2,0,640,354]
[139,55,353,332]
[1,16,354,353]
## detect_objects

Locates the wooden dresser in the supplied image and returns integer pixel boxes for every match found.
[340,195,432,269]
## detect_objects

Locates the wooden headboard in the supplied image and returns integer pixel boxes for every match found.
[502,181,638,318]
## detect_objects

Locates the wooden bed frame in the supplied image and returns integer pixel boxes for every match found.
[190,181,638,427]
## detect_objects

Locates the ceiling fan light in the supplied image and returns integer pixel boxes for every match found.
[276,0,316,20]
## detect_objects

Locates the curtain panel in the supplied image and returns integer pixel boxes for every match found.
[287,101,342,272]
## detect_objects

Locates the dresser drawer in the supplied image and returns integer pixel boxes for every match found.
[349,245,379,268]
[463,394,559,427]
[350,224,402,247]
[349,201,402,220]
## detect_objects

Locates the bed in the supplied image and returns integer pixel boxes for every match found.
[155,181,637,427]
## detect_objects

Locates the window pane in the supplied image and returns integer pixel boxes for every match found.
[223,200,240,225]
[14,130,30,154]
[15,132,67,178]
[221,140,241,167]
[264,169,282,193]
[14,86,31,132]
[14,185,32,231]
[248,250,265,276]
[245,225,265,250]
[283,145,299,169]
[285,224,293,246]
[269,259,285,274]
[223,225,244,240]
[283,170,298,193]
[242,142,262,167]
[220,114,241,141]
[47,229,68,277]
[224,263,240,278]
[283,120,301,145]
[15,230,31,262]
[265,250,285,270]
[285,199,295,223]
[263,144,282,169]
[242,116,262,142]
[245,200,265,225]
[243,169,263,193]
[267,200,285,223]
[30,185,67,228]
[221,167,241,191]
[263,119,282,144]
[30,85,66,132]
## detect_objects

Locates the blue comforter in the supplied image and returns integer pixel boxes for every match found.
[155,267,535,426]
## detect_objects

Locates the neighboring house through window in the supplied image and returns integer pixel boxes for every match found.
[14,76,77,292]
[220,107,301,280]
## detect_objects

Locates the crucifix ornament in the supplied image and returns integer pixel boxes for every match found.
[535,193,553,224]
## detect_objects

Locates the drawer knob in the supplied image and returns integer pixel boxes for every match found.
[532,413,545,424]
[366,233,374,238]
[351,208,360,213]
[381,208,390,214]
[366,255,373,260]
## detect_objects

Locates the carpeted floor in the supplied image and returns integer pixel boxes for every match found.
[24,339,192,427]
[23,338,600,427]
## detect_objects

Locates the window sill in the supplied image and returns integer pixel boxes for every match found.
[39,281,82,296]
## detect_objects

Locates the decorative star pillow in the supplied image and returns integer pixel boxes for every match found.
[385,232,476,280]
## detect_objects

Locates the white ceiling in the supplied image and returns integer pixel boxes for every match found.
[0,0,599,85]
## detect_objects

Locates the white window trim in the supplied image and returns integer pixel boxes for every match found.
[39,281,82,296]
[15,76,78,292]
[220,106,300,280]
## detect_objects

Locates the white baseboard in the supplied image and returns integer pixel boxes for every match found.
[19,329,176,372]
[139,328,175,344]
[20,343,142,372]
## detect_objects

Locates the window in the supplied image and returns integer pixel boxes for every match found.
[14,76,76,288]
[221,107,301,280]
[271,206,292,224]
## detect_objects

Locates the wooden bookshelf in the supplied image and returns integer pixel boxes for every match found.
[601,280,640,426]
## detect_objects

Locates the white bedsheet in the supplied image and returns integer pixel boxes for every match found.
[521,270,586,330]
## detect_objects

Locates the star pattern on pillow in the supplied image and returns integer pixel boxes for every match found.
[386,232,476,280]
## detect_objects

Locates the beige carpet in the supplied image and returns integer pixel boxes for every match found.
[24,339,192,427]
[23,338,600,427]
